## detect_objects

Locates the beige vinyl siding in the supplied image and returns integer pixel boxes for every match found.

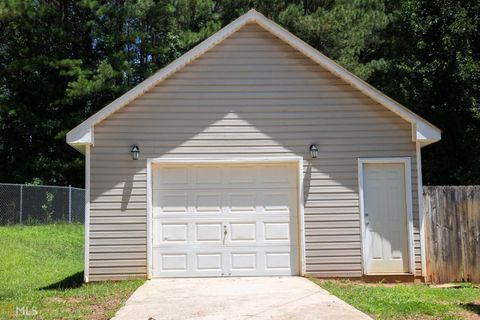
[88,23,421,281]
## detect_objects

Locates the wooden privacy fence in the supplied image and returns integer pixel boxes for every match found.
[423,186,480,283]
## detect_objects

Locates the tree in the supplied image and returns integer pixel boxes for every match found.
[0,0,478,186]
[371,0,480,184]
[0,1,95,186]
[0,0,221,186]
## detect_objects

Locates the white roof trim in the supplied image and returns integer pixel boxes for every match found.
[67,9,440,152]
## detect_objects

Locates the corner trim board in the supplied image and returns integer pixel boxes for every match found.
[146,158,153,279]
[416,143,426,277]
[84,145,90,283]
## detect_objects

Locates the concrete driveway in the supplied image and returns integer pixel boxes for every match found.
[112,277,372,320]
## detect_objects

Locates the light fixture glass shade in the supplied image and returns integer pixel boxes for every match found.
[309,144,319,158]
[131,145,140,160]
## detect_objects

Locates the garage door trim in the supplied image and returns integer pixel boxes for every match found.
[146,157,305,278]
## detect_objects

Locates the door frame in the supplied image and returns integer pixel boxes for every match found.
[357,157,415,275]
[146,156,306,279]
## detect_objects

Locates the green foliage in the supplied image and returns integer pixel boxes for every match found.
[0,224,143,319]
[371,0,480,184]
[0,0,478,186]
[313,279,480,319]
[41,191,55,222]
[278,0,391,79]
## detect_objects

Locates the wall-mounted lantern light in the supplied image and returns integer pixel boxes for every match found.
[131,145,140,160]
[309,144,319,159]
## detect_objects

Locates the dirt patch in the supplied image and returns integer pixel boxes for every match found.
[89,295,124,320]
[46,292,128,320]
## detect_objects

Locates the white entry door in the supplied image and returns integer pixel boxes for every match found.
[362,162,411,274]
[152,162,299,277]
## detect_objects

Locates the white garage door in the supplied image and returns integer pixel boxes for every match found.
[152,162,299,277]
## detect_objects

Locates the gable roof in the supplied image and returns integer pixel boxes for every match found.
[67,9,440,153]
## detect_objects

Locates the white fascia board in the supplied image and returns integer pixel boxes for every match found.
[66,127,93,154]
[66,9,441,151]
[415,121,441,146]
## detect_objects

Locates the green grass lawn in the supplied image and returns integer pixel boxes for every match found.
[312,279,480,319]
[0,224,143,319]
[2,224,479,320]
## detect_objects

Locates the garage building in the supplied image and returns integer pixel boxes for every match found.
[67,10,440,282]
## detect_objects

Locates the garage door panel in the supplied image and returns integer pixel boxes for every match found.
[228,247,298,276]
[196,253,223,271]
[154,249,224,277]
[153,163,295,190]
[154,189,296,216]
[152,162,299,277]
[155,215,293,223]
[265,252,291,269]
[153,192,188,215]
[161,253,187,271]
[264,222,290,240]
[154,166,189,187]
[153,247,298,277]
[195,166,223,184]
[231,253,257,270]
[194,193,223,213]
[263,192,293,213]
[161,223,188,243]
[196,223,223,242]
[226,165,257,184]
[155,219,296,246]
[230,223,256,242]
[153,222,184,246]
[228,193,257,213]
[261,165,293,184]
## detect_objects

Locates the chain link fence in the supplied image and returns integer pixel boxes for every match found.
[0,183,85,225]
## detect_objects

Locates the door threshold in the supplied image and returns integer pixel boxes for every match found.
[362,273,416,283]
[365,273,413,276]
